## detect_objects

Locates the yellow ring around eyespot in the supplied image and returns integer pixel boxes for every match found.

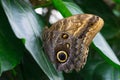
[57,51,68,63]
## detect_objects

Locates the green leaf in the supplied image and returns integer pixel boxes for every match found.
[93,62,120,80]
[63,1,83,15]
[51,0,83,16]
[80,58,120,80]
[93,33,120,67]
[78,58,104,80]
[52,0,72,17]
[1,0,63,80]
[21,53,49,80]
[0,4,24,75]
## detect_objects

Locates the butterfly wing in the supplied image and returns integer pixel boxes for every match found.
[42,14,104,72]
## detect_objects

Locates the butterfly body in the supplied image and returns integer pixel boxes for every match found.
[42,14,104,72]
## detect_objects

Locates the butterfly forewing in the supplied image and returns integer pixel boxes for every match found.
[42,14,104,72]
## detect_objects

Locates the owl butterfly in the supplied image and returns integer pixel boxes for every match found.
[42,14,104,72]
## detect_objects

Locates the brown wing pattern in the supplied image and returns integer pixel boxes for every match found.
[42,14,104,72]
